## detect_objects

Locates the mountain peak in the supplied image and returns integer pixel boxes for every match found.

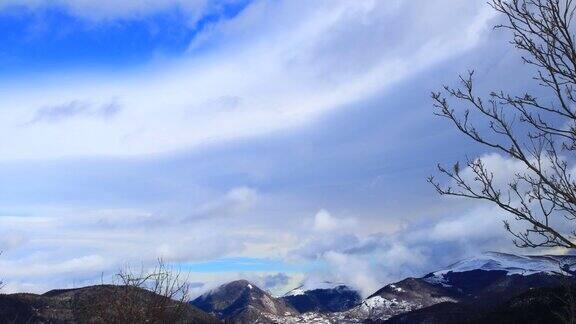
[222,279,257,290]
[191,280,298,322]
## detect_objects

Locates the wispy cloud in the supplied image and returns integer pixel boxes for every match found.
[0,0,495,160]
[28,99,122,124]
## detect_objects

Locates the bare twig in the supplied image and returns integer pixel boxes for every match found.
[431,0,576,250]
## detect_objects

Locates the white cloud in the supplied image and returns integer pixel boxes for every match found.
[0,231,27,251]
[190,186,259,219]
[324,251,382,297]
[226,187,258,211]
[0,205,252,293]
[0,255,109,278]
[313,209,356,232]
[428,206,507,242]
[459,153,527,189]
[0,0,495,160]
[288,201,537,297]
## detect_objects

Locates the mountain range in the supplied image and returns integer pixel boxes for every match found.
[191,252,576,323]
[1,251,575,323]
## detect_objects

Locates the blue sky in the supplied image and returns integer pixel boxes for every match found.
[0,0,550,297]
[0,0,251,74]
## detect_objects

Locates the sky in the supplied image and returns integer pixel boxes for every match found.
[0,0,560,297]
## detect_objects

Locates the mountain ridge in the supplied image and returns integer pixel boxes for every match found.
[1,251,575,323]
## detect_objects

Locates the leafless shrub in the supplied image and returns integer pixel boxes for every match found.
[84,259,192,324]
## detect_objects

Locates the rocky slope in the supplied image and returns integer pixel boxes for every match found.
[190,279,298,323]
[341,277,459,322]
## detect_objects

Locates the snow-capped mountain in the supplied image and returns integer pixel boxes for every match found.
[191,280,364,323]
[341,277,459,322]
[188,252,576,323]
[281,282,361,313]
[427,251,573,279]
[339,251,576,322]
[1,252,572,323]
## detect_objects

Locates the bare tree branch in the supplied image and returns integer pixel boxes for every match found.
[431,0,576,250]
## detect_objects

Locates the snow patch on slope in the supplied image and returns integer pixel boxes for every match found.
[442,252,571,275]
[283,281,349,297]
[424,251,575,285]
[342,295,422,322]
